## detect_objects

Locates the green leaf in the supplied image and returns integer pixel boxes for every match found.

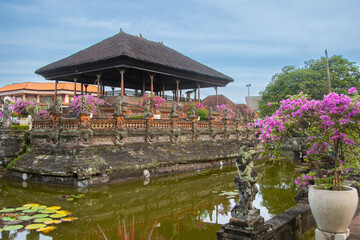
[32,214,49,218]
[49,213,67,218]
[22,209,38,213]
[17,215,33,221]
[15,206,30,211]
[0,208,16,213]
[34,218,53,223]
[3,225,23,231]
[25,224,46,230]
[40,209,58,214]
[2,216,16,222]
[32,205,47,210]
[66,198,74,201]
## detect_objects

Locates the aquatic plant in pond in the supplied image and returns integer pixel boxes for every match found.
[255,89,360,190]
[0,203,77,234]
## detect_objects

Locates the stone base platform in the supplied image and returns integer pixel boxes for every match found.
[6,140,241,187]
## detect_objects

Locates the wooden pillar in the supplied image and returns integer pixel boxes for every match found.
[142,80,146,96]
[55,80,58,101]
[197,84,201,103]
[96,73,102,98]
[119,68,126,97]
[180,89,182,102]
[84,84,88,95]
[81,81,84,95]
[112,87,115,96]
[149,73,154,95]
[162,83,165,98]
[176,80,180,103]
[215,87,218,106]
[74,77,78,97]
[194,88,197,101]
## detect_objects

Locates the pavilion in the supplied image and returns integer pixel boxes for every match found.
[35,30,233,104]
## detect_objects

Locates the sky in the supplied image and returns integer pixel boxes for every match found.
[0,0,359,104]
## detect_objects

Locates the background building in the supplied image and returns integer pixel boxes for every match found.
[0,82,98,105]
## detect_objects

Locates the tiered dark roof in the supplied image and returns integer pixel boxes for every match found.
[35,31,233,91]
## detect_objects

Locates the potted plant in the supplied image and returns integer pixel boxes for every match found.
[181,100,209,120]
[70,95,105,117]
[216,104,235,119]
[139,94,165,119]
[255,88,360,234]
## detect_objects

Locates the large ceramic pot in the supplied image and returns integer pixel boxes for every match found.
[309,185,358,233]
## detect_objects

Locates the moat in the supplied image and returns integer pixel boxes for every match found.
[0,160,298,240]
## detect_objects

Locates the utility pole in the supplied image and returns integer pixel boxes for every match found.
[325,49,331,94]
[246,84,251,96]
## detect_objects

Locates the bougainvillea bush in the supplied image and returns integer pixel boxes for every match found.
[256,88,360,190]
[181,101,209,120]
[216,104,235,119]
[70,95,105,116]
[138,94,165,111]
[11,99,33,118]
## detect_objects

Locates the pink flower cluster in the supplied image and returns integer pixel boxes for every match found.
[295,174,316,187]
[70,95,105,116]
[11,99,33,118]
[181,101,209,120]
[215,104,235,119]
[256,88,360,160]
[139,94,165,111]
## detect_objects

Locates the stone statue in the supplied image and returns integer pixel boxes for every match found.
[209,107,213,119]
[170,103,178,118]
[2,101,12,128]
[55,96,63,114]
[189,105,196,119]
[144,99,152,118]
[231,144,260,221]
[234,109,242,122]
[223,107,229,120]
[80,95,89,115]
[114,95,123,115]
[33,99,39,117]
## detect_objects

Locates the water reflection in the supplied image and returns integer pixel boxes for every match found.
[0,160,298,240]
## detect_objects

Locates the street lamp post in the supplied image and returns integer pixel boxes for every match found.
[246,84,251,96]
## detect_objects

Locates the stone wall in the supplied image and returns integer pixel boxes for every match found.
[0,130,26,166]
[6,139,243,187]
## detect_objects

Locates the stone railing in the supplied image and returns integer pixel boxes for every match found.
[31,113,254,148]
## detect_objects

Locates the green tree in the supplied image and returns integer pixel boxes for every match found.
[259,55,360,117]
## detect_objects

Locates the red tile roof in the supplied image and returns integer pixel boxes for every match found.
[0,82,98,93]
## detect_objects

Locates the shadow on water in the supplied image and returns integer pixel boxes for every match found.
[0,160,298,240]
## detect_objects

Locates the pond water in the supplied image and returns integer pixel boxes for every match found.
[0,160,298,240]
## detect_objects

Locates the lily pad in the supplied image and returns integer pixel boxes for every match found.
[36,226,56,233]
[40,209,58,214]
[15,206,30,211]
[34,218,52,223]
[66,198,74,201]
[56,210,71,215]
[32,205,47,210]
[0,208,16,213]
[17,215,33,221]
[50,213,67,218]
[3,225,23,231]
[32,214,49,218]
[22,209,38,213]
[23,203,39,208]
[2,216,16,222]
[44,219,62,225]
[61,217,78,222]
[25,224,46,230]
[46,206,61,211]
